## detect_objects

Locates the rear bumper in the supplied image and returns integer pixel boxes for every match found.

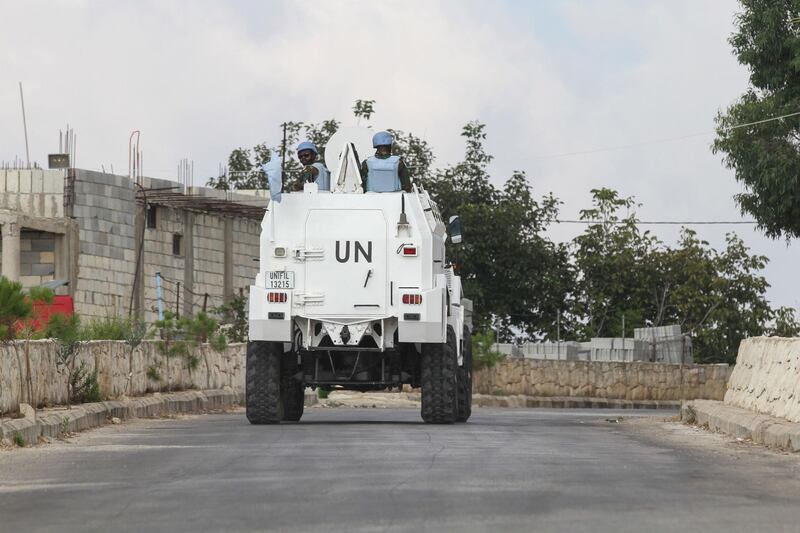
[248,285,447,345]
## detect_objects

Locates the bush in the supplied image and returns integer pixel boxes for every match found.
[146,364,162,382]
[70,361,102,403]
[472,330,505,370]
[81,315,134,340]
[214,294,248,343]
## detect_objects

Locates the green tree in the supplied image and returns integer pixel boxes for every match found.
[46,313,100,406]
[713,0,800,238]
[353,99,376,123]
[209,120,338,191]
[151,311,193,391]
[214,293,248,343]
[388,129,435,181]
[569,191,774,363]
[571,188,659,339]
[0,279,53,406]
[420,122,573,340]
[654,230,772,363]
[771,306,800,337]
[0,276,30,342]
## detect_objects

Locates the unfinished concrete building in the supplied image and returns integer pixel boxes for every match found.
[0,168,267,323]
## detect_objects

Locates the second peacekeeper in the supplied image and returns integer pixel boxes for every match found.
[361,131,412,192]
[293,141,330,192]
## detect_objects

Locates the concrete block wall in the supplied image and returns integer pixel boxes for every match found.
[143,205,186,320]
[67,171,262,322]
[474,358,731,401]
[189,213,227,313]
[72,170,137,318]
[231,217,261,296]
[0,169,65,218]
[725,337,800,423]
[589,337,647,362]
[634,325,681,340]
[634,325,693,364]
[496,342,583,361]
[143,206,261,322]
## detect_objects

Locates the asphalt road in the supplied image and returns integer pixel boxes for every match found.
[1,408,799,533]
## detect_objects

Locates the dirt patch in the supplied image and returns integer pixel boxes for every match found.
[622,415,800,466]
[314,391,420,409]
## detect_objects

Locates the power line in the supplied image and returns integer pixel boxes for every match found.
[531,110,800,160]
[554,219,757,226]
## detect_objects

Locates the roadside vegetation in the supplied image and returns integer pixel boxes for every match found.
[0,276,240,413]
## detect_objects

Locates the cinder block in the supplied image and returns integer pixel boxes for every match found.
[30,238,55,252]
[31,170,44,193]
[42,171,63,193]
[109,247,125,261]
[18,170,32,193]
[19,275,43,287]
[20,251,40,264]
[30,263,54,276]
[5,171,20,192]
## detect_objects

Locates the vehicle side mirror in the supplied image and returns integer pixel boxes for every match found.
[448,215,463,244]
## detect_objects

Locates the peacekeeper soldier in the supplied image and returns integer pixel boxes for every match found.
[360,131,412,192]
[291,141,330,192]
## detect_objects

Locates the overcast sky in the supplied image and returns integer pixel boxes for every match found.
[1,0,798,310]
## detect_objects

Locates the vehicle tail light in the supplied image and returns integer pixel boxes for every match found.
[402,294,422,305]
[268,292,287,303]
[402,246,417,256]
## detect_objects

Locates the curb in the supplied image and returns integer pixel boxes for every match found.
[473,394,681,410]
[0,389,240,447]
[682,400,800,452]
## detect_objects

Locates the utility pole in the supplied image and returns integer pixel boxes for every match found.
[19,82,30,168]
[556,309,561,360]
[556,309,561,342]
[280,122,287,182]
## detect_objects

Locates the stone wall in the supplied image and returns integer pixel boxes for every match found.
[724,337,800,423]
[0,340,245,415]
[473,358,731,401]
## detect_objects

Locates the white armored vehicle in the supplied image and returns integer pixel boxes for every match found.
[247,129,473,424]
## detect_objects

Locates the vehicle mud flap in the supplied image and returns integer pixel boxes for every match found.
[246,341,284,424]
[281,353,305,422]
[421,325,458,424]
[456,326,472,423]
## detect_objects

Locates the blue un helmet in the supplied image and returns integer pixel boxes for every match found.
[372,131,394,148]
[297,141,318,155]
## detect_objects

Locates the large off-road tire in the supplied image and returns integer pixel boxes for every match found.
[281,354,305,422]
[421,326,458,424]
[456,327,473,423]
[246,341,283,424]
